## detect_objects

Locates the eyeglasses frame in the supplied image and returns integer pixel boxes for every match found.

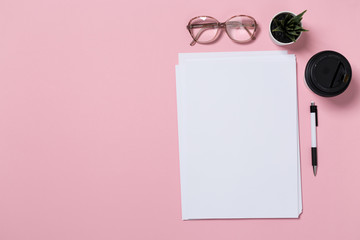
[186,15,258,46]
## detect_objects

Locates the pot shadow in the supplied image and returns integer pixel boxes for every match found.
[282,32,310,51]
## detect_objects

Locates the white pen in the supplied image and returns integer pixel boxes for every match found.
[310,102,318,176]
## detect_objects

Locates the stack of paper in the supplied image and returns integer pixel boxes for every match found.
[176,51,302,220]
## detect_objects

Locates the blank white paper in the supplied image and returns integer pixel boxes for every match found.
[176,52,301,219]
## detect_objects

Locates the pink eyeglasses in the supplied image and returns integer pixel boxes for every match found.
[187,15,257,46]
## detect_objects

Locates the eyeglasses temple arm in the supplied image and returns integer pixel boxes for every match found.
[190,28,207,46]
[188,24,219,46]
[226,21,256,39]
[188,23,219,29]
[244,26,255,39]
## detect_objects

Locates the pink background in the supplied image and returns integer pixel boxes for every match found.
[0,0,359,239]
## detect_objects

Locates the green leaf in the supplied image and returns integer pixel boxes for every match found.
[286,33,296,42]
[286,25,296,30]
[293,17,302,23]
[296,10,307,19]
[273,18,279,26]
[287,31,300,36]
[273,10,308,39]
[291,10,306,24]
[272,26,284,32]
[287,17,294,25]
[284,14,292,24]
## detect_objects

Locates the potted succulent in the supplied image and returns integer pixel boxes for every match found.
[269,10,308,46]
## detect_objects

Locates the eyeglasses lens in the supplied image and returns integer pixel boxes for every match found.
[189,17,220,44]
[225,16,256,42]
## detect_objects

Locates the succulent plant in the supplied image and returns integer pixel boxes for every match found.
[272,10,308,42]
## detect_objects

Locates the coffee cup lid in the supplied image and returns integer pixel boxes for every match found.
[305,51,351,97]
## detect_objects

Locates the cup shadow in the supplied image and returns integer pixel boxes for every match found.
[326,78,358,108]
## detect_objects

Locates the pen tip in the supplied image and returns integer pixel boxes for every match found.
[311,101,315,106]
[313,166,317,176]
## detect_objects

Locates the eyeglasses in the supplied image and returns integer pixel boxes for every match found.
[187,15,257,46]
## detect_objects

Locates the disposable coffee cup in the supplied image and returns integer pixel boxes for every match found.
[305,51,352,97]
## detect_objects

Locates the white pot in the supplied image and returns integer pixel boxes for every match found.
[269,11,302,46]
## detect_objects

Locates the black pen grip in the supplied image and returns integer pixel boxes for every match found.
[311,147,317,166]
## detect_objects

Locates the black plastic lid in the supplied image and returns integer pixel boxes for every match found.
[305,51,352,97]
